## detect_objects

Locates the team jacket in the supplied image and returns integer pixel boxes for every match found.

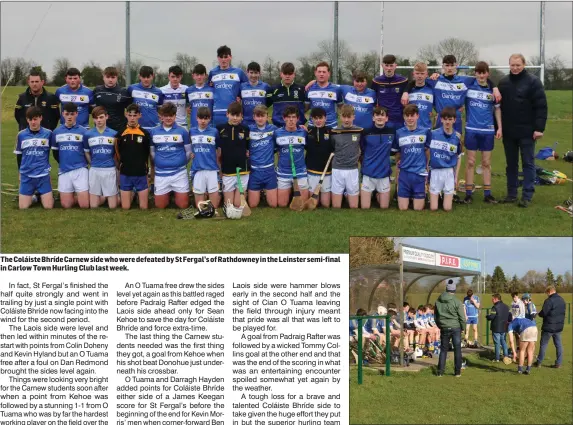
[305,126,334,175]
[15,87,60,131]
[115,124,151,176]
[266,82,307,127]
[371,74,409,124]
[215,123,250,176]
[93,84,132,131]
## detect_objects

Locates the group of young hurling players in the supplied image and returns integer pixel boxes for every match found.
[16,45,504,213]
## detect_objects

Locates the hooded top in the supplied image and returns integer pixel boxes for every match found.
[434,291,466,330]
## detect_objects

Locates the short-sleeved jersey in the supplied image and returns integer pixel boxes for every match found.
[266,82,307,127]
[306,82,343,127]
[55,84,94,128]
[511,299,526,319]
[427,312,436,327]
[160,84,189,127]
[426,75,473,130]
[185,85,215,128]
[362,125,395,179]
[340,86,376,130]
[465,79,498,134]
[215,123,250,176]
[273,127,307,179]
[507,318,536,334]
[429,128,462,170]
[371,73,409,124]
[392,126,431,175]
[208,66,248,114]
[83,126,117,168]
[248,123,277,169]
[115,125,151,176]
[190,126,219,172]
[463,295,480,318]
[14,127,53,177]
[408,84,434,129]
[51,124,88,174]
[525,303,537,321]
[240,81,271,127]
[149,124,190,177]
[405,314,415,328]
[415,312,427,328]
[127,83,164,129]
[363,318,374,334]
[375,318,386,333]
[330,126,363,170]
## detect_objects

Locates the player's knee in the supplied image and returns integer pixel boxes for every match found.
[482,160,491,169]
[466,157,476,168]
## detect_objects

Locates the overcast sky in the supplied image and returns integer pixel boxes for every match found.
[402,237,572,277]
[1,1,572,79]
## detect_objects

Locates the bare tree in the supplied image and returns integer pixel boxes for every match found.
[174,52,198,85]
[417,37,479,66]
[52,57,72,86]
[0,57,14,86]
[262,56,281,85]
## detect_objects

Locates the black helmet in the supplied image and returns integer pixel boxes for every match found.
[195,200,215,219]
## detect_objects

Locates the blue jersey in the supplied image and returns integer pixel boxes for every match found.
[429,128,462,169]
[186,85,215,128]
[375,318,386,333]
[208,66,248,114]
[427,75,473,130]
[415,312,427,328]
[83,127,117,168]
[427,313,436,327]
[508,318,536,334]
[463,295,480,318]
[392,126,431,175]
[51,124,88,174]
[340,86,376,130]
[55,84,94,128]
[248,123,277,169]
[190,126,218,172]
[306,82,343,127]
[362,125,395,179]
[149,124,190,177]
[465,79,498,134]
[14,127,53,177]
[408,84,434,129]
[405,314,415,327]
[240,81,271,127]
[273,128,307,179]
[363,318,374,334]
[127,83,164,129]
[349,320,356,336]
[525,303,537,321]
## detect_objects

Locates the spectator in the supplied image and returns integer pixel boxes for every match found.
[486,293,512,362]
[434,279,466,377]
[498,53,548,208]
[535,286,566,368]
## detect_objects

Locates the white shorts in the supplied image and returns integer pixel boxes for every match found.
[361,175,390,193]
[193,170,219,194]
[331,169,359,196]
[277,176,309,190]
[430,167,455,195]
[58,168,89,193]
[89,167,118,197]
[520,327,538,342]
[223,174,249,193]
[308,173,331,193]
[155,169,189,195]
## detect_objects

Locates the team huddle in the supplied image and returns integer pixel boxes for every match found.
[15,45,506,214]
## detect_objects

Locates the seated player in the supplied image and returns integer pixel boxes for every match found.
[190,107,220,208]
[425,304,440,350]
[508,317,538,375]
[14,106,54,209]
[414,305,429,351]
[372,305,388,347]
[404,308,416,352]
[305,107,334,208]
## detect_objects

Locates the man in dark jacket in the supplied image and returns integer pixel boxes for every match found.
[498,53,547,208]
[434,279,466,377]
[486,294,512,362]
[535,286,566,368]
[93,66,131,131]
[14,70,60,131]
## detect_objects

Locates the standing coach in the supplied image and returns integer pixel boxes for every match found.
[498,53,547,208]
[14,70,60,131]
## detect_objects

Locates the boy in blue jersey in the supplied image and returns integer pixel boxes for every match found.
[508,317,538,374]
[209,45,248,127]
[360,106,395,209]
[51,103,90,209]
[216,102,250,208]
[186,64,215,129]
[160,65,188,129]
[274,106,310,208]
[331,105,364,209]
[248,105,278,208]
[392,104,431,211]
[305,107,334,208]
[190,107,220,208]
[240,62,270,128]
[407,63,434,130]
[414,305,429,351]
[55,68,95,128]
[340,71,376,131]
[127,66,165,130]
[404,308,416,351]
[429,107,463,212]
[149,103,191,209]
[522,294,537,321]
[463,62,503,204]
[14,107,54,209]
[305,62,343,128]
[463,289,481,347]
[83,106,119,209]
[266,63,307,127]
[425,305,440,350]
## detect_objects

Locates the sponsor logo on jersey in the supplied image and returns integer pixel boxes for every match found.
[352,135,358,142]
[137,136,143,143]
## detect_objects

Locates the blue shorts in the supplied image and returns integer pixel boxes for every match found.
[120,175,148,192]
[466,317,478,325]
[465,132,495,152]
[398,169,426,199]
[248,167,278,191]
[212,112,228,127]
[20,174,52,196]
